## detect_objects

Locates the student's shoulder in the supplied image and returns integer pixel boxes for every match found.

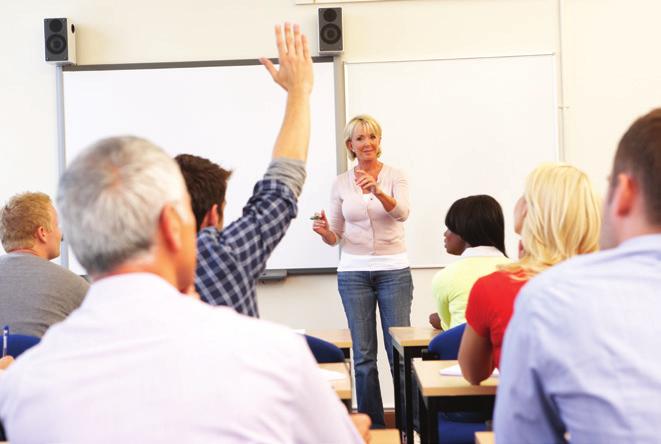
[36,258,89,288]
[516,250,616,320]
[474,269,518,288]
[525,249,614,295]
[193,303,305,352]
[434,259,473,286]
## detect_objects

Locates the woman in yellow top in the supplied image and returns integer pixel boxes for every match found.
[428,195,510,331]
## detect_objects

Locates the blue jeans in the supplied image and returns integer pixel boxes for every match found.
[338,268,413,427]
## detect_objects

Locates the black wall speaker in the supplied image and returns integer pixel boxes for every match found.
[318,8,343,55]
[44,18,76,64]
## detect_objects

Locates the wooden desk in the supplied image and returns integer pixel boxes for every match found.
[389,327,440,443]
[475,431,494,444]
[371,428,402,444]
[307,328,352,360]
[414,359,497,444]
[319,362,352,411]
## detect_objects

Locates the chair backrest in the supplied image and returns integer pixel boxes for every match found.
[428,323,466,360]
[304,335,345,363]
[7,334,40,358]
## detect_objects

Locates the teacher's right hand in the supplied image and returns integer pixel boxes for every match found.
[312,210,331,237]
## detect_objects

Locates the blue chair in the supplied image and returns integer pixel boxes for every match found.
[304,335,345,363]
[428,323,466,359]
[6,334,40,358]
[438,417,488,444]
[427,324,490,444]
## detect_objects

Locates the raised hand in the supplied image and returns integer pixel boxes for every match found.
[260,23,313,95]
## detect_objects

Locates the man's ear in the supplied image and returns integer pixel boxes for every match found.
[35,225,48,244]
[200,204,219,230]
[612,173,636,217]
[159,204,182,252]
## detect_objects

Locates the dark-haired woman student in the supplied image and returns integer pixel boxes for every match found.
[428,195,510,331]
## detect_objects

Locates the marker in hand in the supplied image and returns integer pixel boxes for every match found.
[2,325,9,358]
[311,210,329,233]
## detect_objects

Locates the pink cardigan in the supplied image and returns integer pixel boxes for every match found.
[328,164,410,255]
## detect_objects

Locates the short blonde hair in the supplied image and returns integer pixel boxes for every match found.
[0,192,53,251]
[502,163,601,279]
[343,114,383,160]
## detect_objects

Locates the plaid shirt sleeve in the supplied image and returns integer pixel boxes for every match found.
[195,178,298,317]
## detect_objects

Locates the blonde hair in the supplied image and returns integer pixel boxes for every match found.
[343,114,383,160]
[0,192,53,251]
[501,163,601,279]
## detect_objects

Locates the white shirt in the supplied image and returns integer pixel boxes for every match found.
[337,251,410,272]
[0,273,362,444]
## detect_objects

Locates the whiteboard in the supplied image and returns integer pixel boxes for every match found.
[62,60,340,273]
[345,55,559,267]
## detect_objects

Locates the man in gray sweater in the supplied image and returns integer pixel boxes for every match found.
[0,192,89,337]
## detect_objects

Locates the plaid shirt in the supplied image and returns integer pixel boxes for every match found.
[195,178,298,317]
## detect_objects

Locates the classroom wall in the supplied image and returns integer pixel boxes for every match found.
[3,0,661,409]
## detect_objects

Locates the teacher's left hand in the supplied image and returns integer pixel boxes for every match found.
[355,169,379,194]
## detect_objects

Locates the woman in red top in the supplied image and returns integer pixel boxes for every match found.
[458,163,602,385]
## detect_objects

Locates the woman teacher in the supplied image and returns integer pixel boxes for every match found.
[312,114,413,427]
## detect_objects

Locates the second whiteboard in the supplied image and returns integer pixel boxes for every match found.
[345,55,559,267]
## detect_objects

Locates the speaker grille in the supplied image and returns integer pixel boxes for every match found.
[49,19,63,33]
[322,9,338,22]
[320,24,341,45]
[47,35,67,54]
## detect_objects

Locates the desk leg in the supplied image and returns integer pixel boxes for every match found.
[418,389,428,444]
[418,394,440,444]
[342,347,351,361]
[393,345,403,438]
[404,348,414,444]
[428,398,439,444]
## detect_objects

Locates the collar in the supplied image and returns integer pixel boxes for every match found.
[461,246,505,258]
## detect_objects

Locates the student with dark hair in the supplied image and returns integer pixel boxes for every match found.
[175,25,315,318]
[175,154,231,232]
[428,195,510,331]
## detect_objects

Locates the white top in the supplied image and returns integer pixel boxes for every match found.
[337,251,410,272]
[0,273,362,444]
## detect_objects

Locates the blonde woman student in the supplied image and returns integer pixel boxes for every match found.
[458,163,601,385]
[428,195,510,331]
[312,114,412,427]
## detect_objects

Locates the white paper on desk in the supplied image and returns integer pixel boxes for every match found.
[440,364,499,378]
[293,329,306,335]
[319,368,346,381]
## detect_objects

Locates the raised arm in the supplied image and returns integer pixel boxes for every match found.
[260,23,313,162]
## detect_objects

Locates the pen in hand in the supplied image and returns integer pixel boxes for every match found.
[2,325,9,358]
